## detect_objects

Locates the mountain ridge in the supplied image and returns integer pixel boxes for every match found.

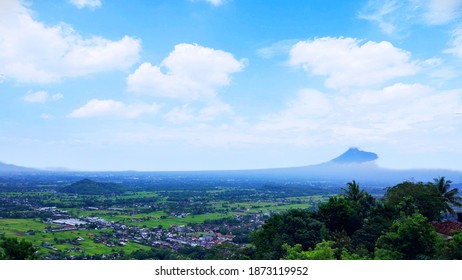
[1,148,462,184]
[0,161,39,173]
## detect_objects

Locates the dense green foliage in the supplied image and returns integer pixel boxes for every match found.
[384,181,444,220]
[375,213,438,259]
[0,237,36,260]
[445,231,462,259]
[251,209,326,259]
[283,241,336,260]
[318,196,362,235]
[252,179,462,260]
[125,243,251,260]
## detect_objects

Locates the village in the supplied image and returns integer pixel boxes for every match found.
[36,205,267,259]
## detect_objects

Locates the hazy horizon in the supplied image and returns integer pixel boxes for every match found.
[1,0,462,171]
[4,147,462,175]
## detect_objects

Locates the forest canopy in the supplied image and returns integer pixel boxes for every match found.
[251,177,462,260]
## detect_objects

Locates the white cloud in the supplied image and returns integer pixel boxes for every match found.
[94,82,462,148]
[359,0,462,35]
[257,89,332,133]
[197,102,233,121]
[23,91,49,103]
[163,102,233,123]
[256,83,462,145]
[23,91,63,103]
[40,113,53,120]
[289,37,418,89]
[69,0,102,9]
[78,82,462,151]
[445,28,462,58]
[68,99,160,119]
[421,0,462,25]
[206,0,226,6]
[163,105,195,124]
[190,0,227,6]
[257,39,299,58]
[51,93,64,101]
[358,0,402,35]
[0,0,140,83]
[127,43,245,101]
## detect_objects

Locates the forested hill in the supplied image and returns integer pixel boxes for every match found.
[59,179,127,195]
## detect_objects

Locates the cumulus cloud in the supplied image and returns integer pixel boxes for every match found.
[68,99,160,119]
[23,91,63,103]
[256,83,462,145]
[69,0,102,9]
[289,37,418,89]
[127,43,245,101]
[0,0,140,83]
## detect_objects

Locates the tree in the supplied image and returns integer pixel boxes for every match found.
[283,241,372,260]
[283,241,336,260]
[205,243,250,260]
[430,177,462,215]
[447,231,462,259]
[341,180,376,220]
[433,230,462,260]
[352,202,398,253]
[317,196,362,235]
[0,247,6,260]
[342,180,365,202]
[375,213,438,260]
[384,181,444,221]
[0,237,36,260]
[251,209,326,259]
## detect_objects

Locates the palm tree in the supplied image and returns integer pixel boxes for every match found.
[432,177,462,215]
[341,180,365,202]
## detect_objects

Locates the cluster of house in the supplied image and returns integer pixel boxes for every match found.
[36,206,267,255]
[128,224,237,249]
[94,213,266,250]
[38,206,69,218]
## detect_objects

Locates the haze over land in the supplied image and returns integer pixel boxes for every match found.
[1,0,462,171]
[2,148,462,186]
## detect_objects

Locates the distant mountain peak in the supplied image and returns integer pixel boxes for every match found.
[330,147,378,164]
[0,161,38,173]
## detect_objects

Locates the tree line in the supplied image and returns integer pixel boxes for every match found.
[251,177,462,259]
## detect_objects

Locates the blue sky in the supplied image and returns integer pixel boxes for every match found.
[1,0,462,171]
